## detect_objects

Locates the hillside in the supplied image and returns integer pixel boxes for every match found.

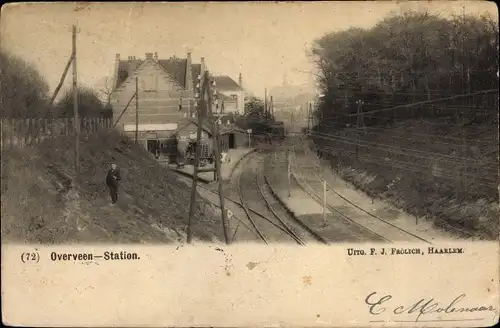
[1,132,223,244]
[311,120,499,240]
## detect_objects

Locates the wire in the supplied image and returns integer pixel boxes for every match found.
[345,89,498,117]
[311,139,498,184]
[309,134,498,177]
[315,119,498,144]
[315,144,497,188]
[315,123,496,149]
[316,120,498,145]
[309,131,497,167]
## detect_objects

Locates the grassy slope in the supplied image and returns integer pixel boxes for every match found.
[1,132,223,244]
[314,120,499,240]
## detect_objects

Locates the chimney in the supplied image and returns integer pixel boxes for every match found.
[238,73,242,87]
[200,57,206,76]
[154,52,158,61]
[111,54,120,92]
[145,52,153,60]
[185,52,193,92]
[128,56,138,75]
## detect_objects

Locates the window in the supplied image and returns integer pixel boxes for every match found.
[142,74,157,92]
[231,94,238,109]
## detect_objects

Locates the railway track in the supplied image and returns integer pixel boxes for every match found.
[288,144,432,244]
[172,147,329,244]
[235,151,305,244]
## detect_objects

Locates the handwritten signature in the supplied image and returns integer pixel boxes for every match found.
[365,292,497,322]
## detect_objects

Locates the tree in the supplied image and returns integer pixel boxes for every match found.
[309,9,499,126]
[99,76,114,106]
[0,51,50,118]
[55,86,112,119]
[244,96,265,116]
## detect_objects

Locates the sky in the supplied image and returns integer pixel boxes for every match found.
[1,1,497,99]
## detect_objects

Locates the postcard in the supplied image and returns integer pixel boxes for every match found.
[1,1,498,327]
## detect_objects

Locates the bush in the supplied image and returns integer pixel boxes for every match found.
[55,87,112,119]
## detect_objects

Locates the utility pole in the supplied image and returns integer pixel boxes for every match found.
[355,100,364,159]
[72,24,80,183]
[270,96,274,120]
[187,73,204,244]
[187,71,229,245]
[135,76,139,144]
[209,76,230,244]
[307,102,313,133]
[264,88,268,120]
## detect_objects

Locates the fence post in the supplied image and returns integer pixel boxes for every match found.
[323,179,327,226]
[1,119,4,150]
[9,119,14,149]
[51,118,56,137]
[33,118,37,144]
[23,119,29,147]
[38,118,43,143]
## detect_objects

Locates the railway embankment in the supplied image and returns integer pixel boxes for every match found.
[1,132,223,244]
[310,120,498,240]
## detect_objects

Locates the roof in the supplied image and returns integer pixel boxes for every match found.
[220,93,235,101]
[175,117,245,136]
[115,57,198,90]
[157,58,188,89]
[175,118,213,136]
[213,76,244,92]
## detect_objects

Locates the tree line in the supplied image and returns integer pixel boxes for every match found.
[309,10,499,124]
[0,51,112,119]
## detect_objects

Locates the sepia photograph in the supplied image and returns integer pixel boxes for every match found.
[1,1,499,327]
[1,1,498,246]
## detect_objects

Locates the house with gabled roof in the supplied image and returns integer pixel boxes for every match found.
[213,74,245,115]
[110,51,206,153]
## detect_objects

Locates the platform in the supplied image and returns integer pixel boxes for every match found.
[171,147,256,183]
[273,182,332,216]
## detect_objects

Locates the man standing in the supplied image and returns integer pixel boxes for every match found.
[106,163,121,205]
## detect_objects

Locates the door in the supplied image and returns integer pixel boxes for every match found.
[228,133,235,149]
[147,139,160,156]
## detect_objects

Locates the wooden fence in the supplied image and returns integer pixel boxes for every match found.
[1,117,112,150]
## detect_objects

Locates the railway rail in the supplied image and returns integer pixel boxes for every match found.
[173,148,327,244]
[236,151,306,244]
[287,143,432,244]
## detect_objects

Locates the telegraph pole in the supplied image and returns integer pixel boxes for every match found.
[209,76,230,244]
[270,96,274,120]
[135,77,139,143]
[307,102,311,132]
[187,71,229,245]
[72,24,80,183]
[187,73,204,244]
[264,88,268,119]
[355,100,364,158]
